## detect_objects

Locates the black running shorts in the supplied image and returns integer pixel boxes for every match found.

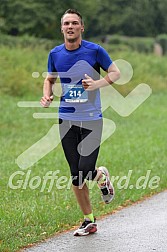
[59,119,103,186]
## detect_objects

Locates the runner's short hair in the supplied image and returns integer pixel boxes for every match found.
[61,9,83,25]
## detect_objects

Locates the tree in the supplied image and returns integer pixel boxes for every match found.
[0,0,167,39]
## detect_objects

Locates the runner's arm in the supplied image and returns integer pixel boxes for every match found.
[40,75,57,107]
[104,62,120,85]
[82,62,120,90]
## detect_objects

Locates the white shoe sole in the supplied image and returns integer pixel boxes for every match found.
[73,223,97,236]
[98,166,115,204]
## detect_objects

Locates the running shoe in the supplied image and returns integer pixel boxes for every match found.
[97,166,115,204]
[73,219,97,236]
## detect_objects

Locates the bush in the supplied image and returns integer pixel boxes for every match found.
[126,37,154,53]
[103,43,130,53]
[156,34,167,55]
[0,34,63,50]
[107,35,154,54]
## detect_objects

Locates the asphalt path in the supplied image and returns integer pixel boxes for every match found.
[22,190,167,252]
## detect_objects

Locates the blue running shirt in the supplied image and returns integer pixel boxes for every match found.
[47,40,113,121]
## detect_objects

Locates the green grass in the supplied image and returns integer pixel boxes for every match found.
[0,91,167,251]
[0,45,167,97]
[0,45,167,251]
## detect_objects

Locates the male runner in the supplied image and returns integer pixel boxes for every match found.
[40,9,120,236]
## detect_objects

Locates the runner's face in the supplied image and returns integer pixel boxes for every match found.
[61,14,84,42]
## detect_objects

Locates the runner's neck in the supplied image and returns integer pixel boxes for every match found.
[64,38,82,51]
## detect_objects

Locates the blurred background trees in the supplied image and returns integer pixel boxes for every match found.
[0,0,167,39]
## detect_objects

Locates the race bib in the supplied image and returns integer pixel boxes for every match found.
[64,84,88,103]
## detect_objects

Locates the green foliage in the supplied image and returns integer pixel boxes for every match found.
[127,37,154,54]
[0,0,89,39]
[1,0,167,39]
[91,34,155,54]
[0,45,46,97]
[156,34,167,55]
[0,33,62,49]
[0,0,57,37]
[0,44,167,98]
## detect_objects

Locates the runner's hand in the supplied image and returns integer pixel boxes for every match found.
[40,95,53,107]
[82,74,98,91]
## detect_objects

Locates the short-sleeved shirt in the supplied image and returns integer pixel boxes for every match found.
[48,40,112,121]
